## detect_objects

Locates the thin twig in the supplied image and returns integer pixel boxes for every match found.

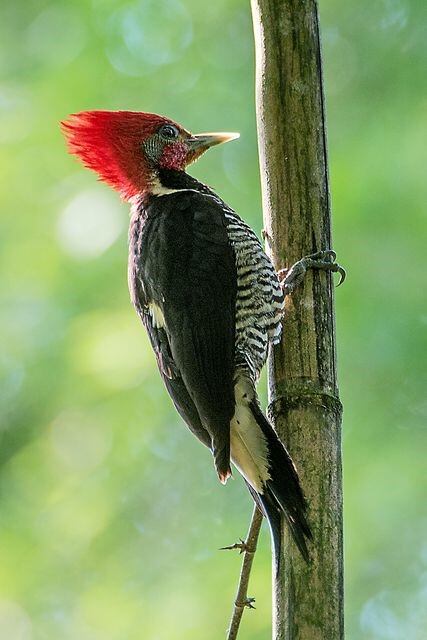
[224,505,263,640]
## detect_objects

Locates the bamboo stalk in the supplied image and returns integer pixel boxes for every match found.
[251,0,344,638]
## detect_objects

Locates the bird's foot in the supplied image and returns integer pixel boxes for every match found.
[235,597,256,610]
[278,249,346,296]
[220,538,248,554]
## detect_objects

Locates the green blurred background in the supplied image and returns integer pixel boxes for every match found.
[1,0,426,638]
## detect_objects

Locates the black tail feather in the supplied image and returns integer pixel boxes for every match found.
[257,488,283,575]
[249,400,312,565]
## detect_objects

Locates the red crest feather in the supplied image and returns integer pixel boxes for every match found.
[61,110,173,200]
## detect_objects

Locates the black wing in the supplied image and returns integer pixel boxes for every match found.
[129,190,237,481]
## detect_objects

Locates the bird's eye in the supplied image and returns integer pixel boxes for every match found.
[158,124,179,140]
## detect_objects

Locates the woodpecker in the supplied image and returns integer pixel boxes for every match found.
[61,110,317,564]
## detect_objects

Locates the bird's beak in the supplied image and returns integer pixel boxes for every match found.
[186,131,240,163]
[188,131,240,150]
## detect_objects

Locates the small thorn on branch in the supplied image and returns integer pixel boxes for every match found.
[235,596,256,610]
[220,539,248,554]
[262,228,272,247]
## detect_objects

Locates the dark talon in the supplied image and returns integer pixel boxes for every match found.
[308,249,336,263]
[327,260,346,286]
[278,248,346,296]
[336,265,346,287]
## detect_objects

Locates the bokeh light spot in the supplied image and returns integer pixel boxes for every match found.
[0,600,32,640]
[40,490,112,557]
[69,311,152,389]
[105,0,193,76]
[57,188,124,260]
[50,410,112,473]
[200,9,251,70]
[26,5,87,66]
[0,87,33,144]
[380,0,408,30]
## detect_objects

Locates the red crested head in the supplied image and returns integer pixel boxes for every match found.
[61,110,239,201]
[61,111,177,200]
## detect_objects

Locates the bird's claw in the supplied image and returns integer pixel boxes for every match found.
[320,249,336,262]
[307,249,346,286]
[334,264,346,287]
[220,538,247,554]
[279,249,346,295]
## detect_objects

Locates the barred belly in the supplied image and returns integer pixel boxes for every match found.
[223,209,284,381]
